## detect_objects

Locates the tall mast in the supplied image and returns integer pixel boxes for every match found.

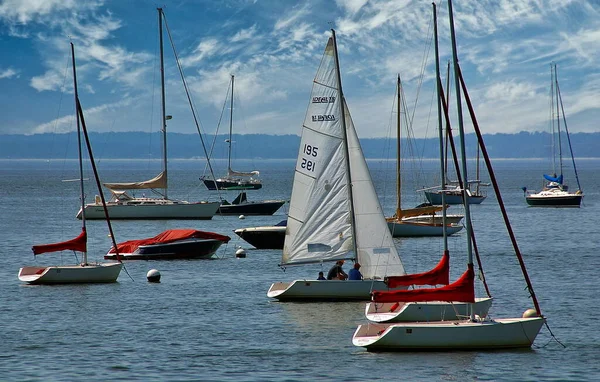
[71,42,87,265]
[554,64,563,179]
[395,75,402,215]
[331,29,359,261]
[228,75,234,173]
[448,0,474,272]
[432,3,448,249]
[158,8,168,199]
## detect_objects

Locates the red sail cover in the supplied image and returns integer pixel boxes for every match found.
[372,264,475,303]
[385,251,450,287]
[32,228,87,255]
[107,229,231,254]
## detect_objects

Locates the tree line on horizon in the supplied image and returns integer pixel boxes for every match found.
[1,131,598,159]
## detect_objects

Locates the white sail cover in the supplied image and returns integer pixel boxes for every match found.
[282,36,405,279]
[103,171,167,190]
[227,169,259,177]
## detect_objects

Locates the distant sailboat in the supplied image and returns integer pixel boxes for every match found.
[353,2,544,350]
[77,8,220,220]
[524,64,583,207]
[19,43,123,284]
[202,75,262,191]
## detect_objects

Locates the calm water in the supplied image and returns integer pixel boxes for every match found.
[1,157,599,381]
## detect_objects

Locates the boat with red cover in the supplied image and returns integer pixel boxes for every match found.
[105,229,230,260]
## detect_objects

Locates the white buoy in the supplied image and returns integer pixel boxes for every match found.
[235,248,247,258]
[239,214,246,219]
[147,269,161,283]
[522,308,537,318]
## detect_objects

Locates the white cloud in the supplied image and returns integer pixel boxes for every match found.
[0,67,18,79]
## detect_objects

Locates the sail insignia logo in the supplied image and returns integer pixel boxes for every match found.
[311,115,335,122]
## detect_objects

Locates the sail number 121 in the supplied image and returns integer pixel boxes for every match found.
[301,144,318,172]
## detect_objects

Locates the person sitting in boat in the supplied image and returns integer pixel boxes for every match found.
[327,260,348,280]
[317,271,326,280]
[348,263,363,280]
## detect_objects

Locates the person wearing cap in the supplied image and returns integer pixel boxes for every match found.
[348,263,363,280]
[326,260,348,280]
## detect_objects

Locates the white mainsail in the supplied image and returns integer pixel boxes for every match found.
[282,36,405,280]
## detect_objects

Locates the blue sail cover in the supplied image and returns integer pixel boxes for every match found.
[544,174,563,184]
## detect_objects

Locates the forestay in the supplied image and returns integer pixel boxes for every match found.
[282,37,405,280]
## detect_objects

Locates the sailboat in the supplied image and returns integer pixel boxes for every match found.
[353,2,544,350]
[386,75,463,237]
[18,43,123,284]
[267,30,407,301]
[202,75,262,191]
[77,8,220,220]
[524,64,583,207]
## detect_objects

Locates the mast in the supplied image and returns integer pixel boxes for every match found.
[554,64,563,180]
[448,0,474,323]
[158,8,168,199]
[228,75,234,173]
[432,3,448,249]
[331,29,359,261]
[71,42,87,266]
[395,75,402,215]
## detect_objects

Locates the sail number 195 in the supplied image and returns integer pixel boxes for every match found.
[301,144,318,172]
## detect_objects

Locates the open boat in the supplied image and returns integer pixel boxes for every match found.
[105,229,230,260]
[386,75,463,237]
[234,220,287,249]
[353,2,544,350]
[18,43,123,284]
[202,75,262,191]
[267,31,408,301]
[217,191,285,216]
[524,64,583,207]
[77,8,219,220]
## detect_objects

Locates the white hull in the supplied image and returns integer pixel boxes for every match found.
[352,316,545,351]
[365,297,493,323]
[402,214,463,225]
[78,200,220,220]
[267,280,398,301]
[18,263,123,284]
[387,221,463,237]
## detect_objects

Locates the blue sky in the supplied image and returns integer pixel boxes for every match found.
[1,0,599,139]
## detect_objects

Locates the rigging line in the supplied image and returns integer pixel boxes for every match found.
[555,71,582,192]
[161,11,220,192]
[203,78,232,176]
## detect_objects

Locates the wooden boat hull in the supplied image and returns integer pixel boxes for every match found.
[217,200,285,216]
[234,226,286,249]
[425,191,485,205]
[387,221,463,237]
[267,280,398,301]
[525,193,582,207]
[352,316,545,351]
[365,297,493,323]
[78,201,220,220]
[104,239,224,260]
[18,263,123,284]
[402,214,463,225]
[203,178,262,190]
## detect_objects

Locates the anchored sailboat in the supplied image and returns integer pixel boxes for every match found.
[77,8,219,220]
[524,63,583,207]
[353,2,544,350]
[19,43,123,284]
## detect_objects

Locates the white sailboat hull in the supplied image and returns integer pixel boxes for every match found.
[267,280,397,301]
[18,263,123,284]
[387,221,463,237]
[78,200,220,220]
[364,297,493,323]
[352,316,545,351]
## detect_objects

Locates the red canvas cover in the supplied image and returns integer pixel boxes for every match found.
[385,251,450,287]
[372,264,475,303]
[107,229,231,254]
[32,228,87,255]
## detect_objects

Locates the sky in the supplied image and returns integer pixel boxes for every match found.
[1,0,599,139]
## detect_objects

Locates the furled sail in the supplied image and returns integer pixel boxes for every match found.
[384,251,449,287]
[371,264,474,303]
[543,174,563,184]
[32,228,87,255]
[103,171,167,190]
[227,169,259,177]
